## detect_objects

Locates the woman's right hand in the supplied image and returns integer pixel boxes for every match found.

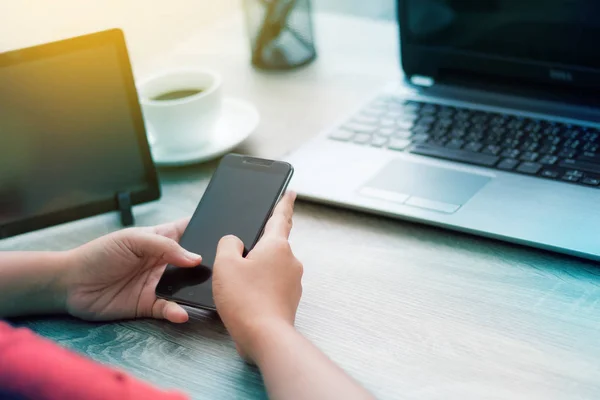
[212,192,303,362]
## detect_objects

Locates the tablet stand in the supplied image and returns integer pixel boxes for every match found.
[116,192,134,226]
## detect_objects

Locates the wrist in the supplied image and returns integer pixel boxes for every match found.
[0,250,73,318]
[29,251,73,316]
[49,251,76,314]
[243,318,297,364]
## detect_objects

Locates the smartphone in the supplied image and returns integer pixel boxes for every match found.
[155,154,294,310]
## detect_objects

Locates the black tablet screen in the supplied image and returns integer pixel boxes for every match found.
[0,41,149,227]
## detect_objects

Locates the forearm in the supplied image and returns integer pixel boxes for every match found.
[252,321,374,400]
[0,251,70,318]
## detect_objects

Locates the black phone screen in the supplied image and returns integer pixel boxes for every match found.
[156,154,293,309]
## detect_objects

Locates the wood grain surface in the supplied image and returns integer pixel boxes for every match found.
[3,7,600,400]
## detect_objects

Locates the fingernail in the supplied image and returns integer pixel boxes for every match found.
[184,250,202,261]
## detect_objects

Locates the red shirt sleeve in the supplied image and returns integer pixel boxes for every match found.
[0,321,188,400]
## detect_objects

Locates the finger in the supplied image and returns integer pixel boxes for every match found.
[127,232,201,267]
[262,191,296,239]
[153,217,191,241]
[152,299,189,323]
[216,235,245,260]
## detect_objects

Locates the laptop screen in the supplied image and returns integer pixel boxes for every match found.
[401,1,600,89]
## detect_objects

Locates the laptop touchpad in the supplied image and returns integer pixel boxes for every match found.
[360,159,491,214]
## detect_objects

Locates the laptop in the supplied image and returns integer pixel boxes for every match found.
[285,1,600,261]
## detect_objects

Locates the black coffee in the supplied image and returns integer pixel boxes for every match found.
[151,89,203,101]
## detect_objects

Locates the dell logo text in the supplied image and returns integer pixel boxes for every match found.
[549,69,573,82]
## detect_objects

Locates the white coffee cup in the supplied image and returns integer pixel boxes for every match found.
[138,69,222,151]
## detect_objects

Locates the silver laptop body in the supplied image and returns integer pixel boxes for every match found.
[286,1,600,261]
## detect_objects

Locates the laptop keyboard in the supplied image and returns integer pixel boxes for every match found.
[329,97,600,188]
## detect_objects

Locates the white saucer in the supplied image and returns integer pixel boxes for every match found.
[150,98,260,167]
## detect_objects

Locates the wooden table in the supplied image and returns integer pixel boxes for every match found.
[3,10,600,400]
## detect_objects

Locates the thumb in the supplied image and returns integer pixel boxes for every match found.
[216,235,245,260]
[126,232,202,267]
[152,298,189,323]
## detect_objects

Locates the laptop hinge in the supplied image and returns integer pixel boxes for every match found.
[409,75,435,87]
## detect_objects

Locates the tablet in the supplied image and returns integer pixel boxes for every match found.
[0,29,160,238]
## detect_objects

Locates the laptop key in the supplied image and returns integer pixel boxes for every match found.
[557,149,577,159]
[520,141,539,152]
[387,104,409,114]
[582,133,599,144]
[411,126,431,135]
[445,139,465,149]
[361,108,385,117]
[497,158,519,171]
[352,115,379,125]
[385,110,403,118]
[582,177,600,186]
[450,128,467,138]
[421,104,437,114]
[564,169,583,177]
[454,120,472,130]
[394,129,412,139]
[562,174,580,183]
[371,136,389,148]
[410,144,500,167]
[541,169,560,179]
[429,137,449,146]
[396,120,414,130]
[525,121,543,133]
[544,135,562,145]
[543,125,562,136]
[344,122,377,133]
[329,129,354,141]
[438,110,454,118]
[388,138,411,151]
[455,111,470,120]
[430,126,449,138]
[418,115,436,125]
[563,129,581,139]
[539,155,558,165]
[353,133,372,144]
[578,153,600,164]
[438,118,453,127]
[395,113,418,123]
[411,133,430,143]
[403,101,421,112]
[520,152,539,162]
[582,143,599,153]
[516,162,542,175]
[466,131,484,142]
[377,127,395,137]
[490,115,508,126]
[463,142,483,152]
[559,159,600,174]
[501,149,520,159]
[482,145,502,156]
[507,119,525,129]
[539,144,558,155]
[369,103,387,112]
[501,138,520,148]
